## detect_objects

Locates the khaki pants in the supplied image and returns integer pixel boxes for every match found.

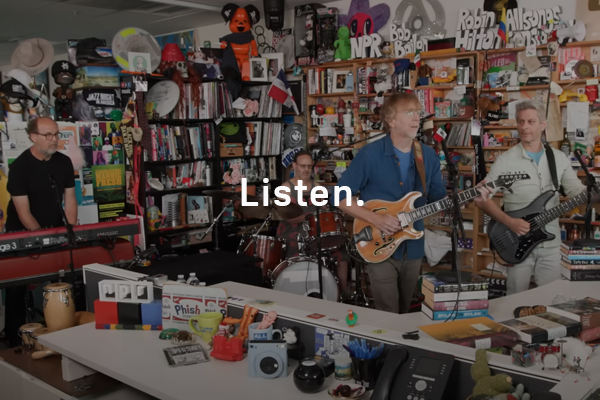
[506,247,561,295]
[366,257,421,314]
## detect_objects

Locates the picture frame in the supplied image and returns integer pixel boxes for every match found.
[266,53,284,81]
[249,58,268,82]
[332,70,350,93]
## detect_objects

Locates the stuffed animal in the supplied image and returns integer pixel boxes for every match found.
[492,384,530,400]
[299,15,315,55]
[334,26,351,61]
[471,349,515,398]
[51,61,76,121]
[374,67,392,94]
[219,3,260,84]
[477,97,502,121]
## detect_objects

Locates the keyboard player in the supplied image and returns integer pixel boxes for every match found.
[3,116,77,347]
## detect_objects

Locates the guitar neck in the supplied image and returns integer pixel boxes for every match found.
[533,191,589,228]
[405,180,500,223]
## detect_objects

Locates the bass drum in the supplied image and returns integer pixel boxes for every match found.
[271,257,339,302]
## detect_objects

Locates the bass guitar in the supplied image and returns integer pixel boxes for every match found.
[352,173,530,263]
[489,188,599,264]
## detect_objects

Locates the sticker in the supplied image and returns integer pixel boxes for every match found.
[328,318,339,322]
[475,338,491,349]
[306,313,326,319]
[250,299,276,306]
[454,85,466,95]
[215,116,223,125]
[315,327,350,359]
[526,43,536,57]
[507,86,520,92]
[336,162,346,167]
[587,79,599,86]
[372,329,387,334]
[591,47,600,62]
[471,323,493,332]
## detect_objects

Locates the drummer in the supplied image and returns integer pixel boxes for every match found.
[276,150,349,294]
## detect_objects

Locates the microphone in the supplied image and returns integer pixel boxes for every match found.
[574,149,595,183]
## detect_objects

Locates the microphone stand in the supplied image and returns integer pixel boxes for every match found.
[316,207,324,299]
[197,199,233,247]
[573,149,600,246]
[49,175,76,286]
[436,139,471,283]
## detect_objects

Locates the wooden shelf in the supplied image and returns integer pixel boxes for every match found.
[308,92,354,98]
[458,165,474,171]
[357,93,394,98]
[559,219,600,226]
[556,79,594,85]
[484,125,518,130]
[481,84,549,92]
[432,117,472,122]
[447,146,471,149]
[416,84,474,90]
[483,146,511,150]
[484,44,548,55]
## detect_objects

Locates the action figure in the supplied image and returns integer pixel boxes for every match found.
[51,61,77,121]
[334,26,351,61]
[299,15,315,55]
[321,18,336,50]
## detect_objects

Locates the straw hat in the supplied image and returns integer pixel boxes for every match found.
[11,38,54,76]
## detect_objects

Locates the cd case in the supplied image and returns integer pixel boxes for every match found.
[163,344,210,367]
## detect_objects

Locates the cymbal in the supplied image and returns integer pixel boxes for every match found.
[239,199,303,220]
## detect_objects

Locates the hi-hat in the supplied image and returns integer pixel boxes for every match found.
[239,199,303,220]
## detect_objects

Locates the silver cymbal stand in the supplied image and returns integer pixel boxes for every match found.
[243,212,272,256]
[196,199,233,250]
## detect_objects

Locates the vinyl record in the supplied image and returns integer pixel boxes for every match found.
[112,27,162,73]
[284,123,305,149]
[484,0,518,24]
[145,80,180,117]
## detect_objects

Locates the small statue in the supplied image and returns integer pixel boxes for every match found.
[257,311,277,330]
[322,18,336,50]
[0,78,31,123]
[334,26,351,61]
[299,14,315,55]
[51,61,76,121]
[380,41,394,58]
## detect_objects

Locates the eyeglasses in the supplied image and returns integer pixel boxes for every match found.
[295,164,313,170]
[33,132,60,141]
[400,110,421,118]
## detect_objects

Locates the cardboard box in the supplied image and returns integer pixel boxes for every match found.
[162,284,227,330]
[220,143,244,158]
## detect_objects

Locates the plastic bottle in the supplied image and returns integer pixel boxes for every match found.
[552,293,567,305]
[560,225,567,241]
[187,272,200,286]
[199,282,207,287]
[176,274,187,284]
[595,227,600,240]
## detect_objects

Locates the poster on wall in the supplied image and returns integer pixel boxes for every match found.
[92,164,125,203]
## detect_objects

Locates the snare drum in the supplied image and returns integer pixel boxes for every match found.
[270,256,339,302]
[43,283,76,332]
[550,345,561,354]
[303,211,347,251]
[237,235,286,278]
[538,344,549,354]
[31,328,53,351]
[19,323,43,348]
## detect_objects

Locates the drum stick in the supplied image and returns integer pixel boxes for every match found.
[31,350,59,360]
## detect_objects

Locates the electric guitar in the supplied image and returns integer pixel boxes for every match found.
[352,173,530,263]
[488,188,600,264]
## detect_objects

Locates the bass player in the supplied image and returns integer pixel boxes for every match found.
[331,93,487,314]
[474,100,585,295]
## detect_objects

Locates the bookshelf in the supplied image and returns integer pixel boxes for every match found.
[135,76,286,252]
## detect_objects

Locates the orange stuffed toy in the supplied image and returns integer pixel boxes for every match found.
[219,3,260,87]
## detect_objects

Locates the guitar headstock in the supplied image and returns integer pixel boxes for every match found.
[496,172,531,193]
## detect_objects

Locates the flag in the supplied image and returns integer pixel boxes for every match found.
[268,68,299,115]
[414,48,421,69]
[433,127,447,143]
[497,7,507,44]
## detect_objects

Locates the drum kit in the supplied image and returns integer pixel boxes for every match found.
[204,190,369,305]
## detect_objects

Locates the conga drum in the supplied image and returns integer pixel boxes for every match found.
[31,327,53,351]
[19,323,43,348]
[43,283,75,331]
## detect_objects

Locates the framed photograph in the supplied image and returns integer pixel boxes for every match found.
[249,58,268,82]
[332,70,350,93]
[266,53,284,81]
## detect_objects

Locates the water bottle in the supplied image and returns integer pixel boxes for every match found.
[552,293,567,305]
[176,274,186,284]
[187,272,200,286]
[199,282,206,287]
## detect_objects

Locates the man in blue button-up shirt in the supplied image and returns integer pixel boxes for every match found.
[330,93,448,314]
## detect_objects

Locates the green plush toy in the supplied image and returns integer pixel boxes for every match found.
[492,384,531,400]
[334,26,351,61]
[471,349,515,397]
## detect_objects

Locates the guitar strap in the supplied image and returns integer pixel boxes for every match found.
[413,140,427,196]
[544,143,563,194]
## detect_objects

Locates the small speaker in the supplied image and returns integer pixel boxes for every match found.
[264,0,284,31]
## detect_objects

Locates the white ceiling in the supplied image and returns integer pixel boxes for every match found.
[0,0,301,66]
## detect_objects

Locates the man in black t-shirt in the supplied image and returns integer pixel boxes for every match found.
[3,116,77,347]
[6,116,77,231]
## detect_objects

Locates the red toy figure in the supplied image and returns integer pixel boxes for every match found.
[219,3,260,82]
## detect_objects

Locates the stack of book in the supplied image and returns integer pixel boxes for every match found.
[548,297,600,343]
[421,274,489,321]
[418,317,519,349]
[499,312,581,343]
[560,241,600,281]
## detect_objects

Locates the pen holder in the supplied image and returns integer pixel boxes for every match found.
[350,357,383,390]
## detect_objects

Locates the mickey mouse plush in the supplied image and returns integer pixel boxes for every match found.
[220,3,260,86]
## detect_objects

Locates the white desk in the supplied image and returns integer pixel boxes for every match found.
[38,279,600,400]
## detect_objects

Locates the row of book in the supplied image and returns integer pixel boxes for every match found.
[147,123,215,162]
[560,241,600,281]
[307,68,352,95]
[245,122,283,157]
[443,123,472,147]
[414,89,445,116]
[147,193,213,228]
[220,157,278,185]
[168,82,235,120]
[421,274,489,321]
[146,160,212,192]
